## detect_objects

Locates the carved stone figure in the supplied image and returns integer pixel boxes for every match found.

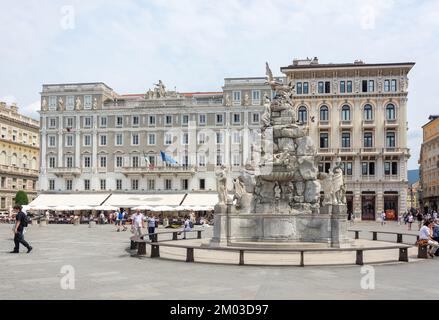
[154,80,166,98]
[244,93,250,105]
[75,97,81,110]
[332,157,346,204]
[93,97,98,109]
[41,98,47,111]
[261,94,271,128]
[146,89,154,99]
[274,181,282,201]
[232,177,246,208]
[58,97,64,111]
[225,94,231,107]
[216,165,228,205]
[319,172,335,205]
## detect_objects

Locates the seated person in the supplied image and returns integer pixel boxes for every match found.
[419,219,439,258]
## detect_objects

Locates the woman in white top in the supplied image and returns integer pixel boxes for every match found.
[419,220,439,258]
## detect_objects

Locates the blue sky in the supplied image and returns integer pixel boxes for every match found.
[1,0,438,169]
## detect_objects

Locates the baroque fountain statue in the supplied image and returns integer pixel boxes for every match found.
[211,63,349,248]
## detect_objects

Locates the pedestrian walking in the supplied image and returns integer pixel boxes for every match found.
[380,211,386,226]
[147,213,156,240]
[10,205,32,254]
[115,208,127,232]
[407,212,414,230]
[417,210,423,230]
[398,213,403,226]
[132,210,145,237]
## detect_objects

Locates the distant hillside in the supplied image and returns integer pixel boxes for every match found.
[408,169,419,185]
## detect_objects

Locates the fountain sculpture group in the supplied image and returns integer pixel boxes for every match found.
[211,63,350,248]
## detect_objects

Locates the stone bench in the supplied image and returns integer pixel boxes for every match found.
[416,240,430,259]
[348,230,419,243]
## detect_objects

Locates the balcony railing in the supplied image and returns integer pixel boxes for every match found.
[383,147,402,154]
[385,119,398,127]
[361,147,378,153]
[339,120,353,127]
[317,148,335,154]
[47,167,81,176]
[338,147,355,153]
[362,120,375,127]
[120,165,197,175]
[0,165,39,176]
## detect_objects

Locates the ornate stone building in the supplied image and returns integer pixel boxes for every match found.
[0,102,39,211]
[420,115,439,212]
[37,58,414,220]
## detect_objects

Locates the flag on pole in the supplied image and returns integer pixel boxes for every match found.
[160,151,178,165]
[143,152,151,169]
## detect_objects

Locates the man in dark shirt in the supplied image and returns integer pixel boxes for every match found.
[10,204,32,254]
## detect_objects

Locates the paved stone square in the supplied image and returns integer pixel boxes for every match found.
[1,222,438,300]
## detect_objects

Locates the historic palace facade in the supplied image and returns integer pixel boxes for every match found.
[420,115,439,212]
[37,58,414,220]
[0,102,39,211]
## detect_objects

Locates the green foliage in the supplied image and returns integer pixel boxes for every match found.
[15,190,29,205]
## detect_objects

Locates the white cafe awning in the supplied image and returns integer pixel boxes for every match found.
[28,193,111,210]
[102,193,186,208]
[180,193,218,211]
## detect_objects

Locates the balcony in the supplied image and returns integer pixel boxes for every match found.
[339,120,353,128]
[120,165,197,177]
[319,120,330,127]
[317,148,336,155]
[382,175,401,182]
[0,165,39,177]
[362,120,375,128]
[338,147,356,154]
[360,147,379,154]
[382,147,404,154]
[47,167,81,177]
[384,119,399,127]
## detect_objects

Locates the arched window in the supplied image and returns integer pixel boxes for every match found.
[31,157,37,170]
[386,104,396,120]
[363,104,373,121]
[341,105,351,121]
[298,106,308,123]
[11,153,17,167]
[22,155,28,168]
[0,151,7,165]
[320,105,329,121]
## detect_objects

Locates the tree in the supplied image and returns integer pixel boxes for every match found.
[15,191,29,205]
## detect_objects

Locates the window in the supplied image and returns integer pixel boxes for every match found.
[182,133,189,145]
[100,179,106,190]
[132,115,139,126]
[342,162,353,176]
[252,113,260,123]
[49,156,56,168]
[341,132,351,148]
[132,134,139,145]
[165,115,172,125]
[198,154,206,167]
[165,133,173,145]
[84,156,91,168]
[198,132,206,144]
[148,179,155,191]
[363,104,373,120]
[165,179,172,190]
[368,80,374,92]
[252,90,260,103]
[362,162,375,175]
[391,79,397,92]
[181,154,189,167]
[100,117,107,128]
[116,179,122,191]
[66,135,74,147]
[216,132,224,144]
[49,179,55,191]
[233,91,241,102]
[199,179,205,190]
[49,135,56,147]
[298,106,307,123]
[320,106,329,121]
[384,161,398,175]
[49,118,56,128]
[182,115,189,125]
[320,132,329,148]
[340,81,346,93]
[318,162,331,173]
[233,154,241,167]
[386,132,396,147]
[362,80,368,92]
[216,154,223,166]
[99,155,107,168]
[83,135,91,146]
[66,156,73,168]
[66,179,73,191]
[131,179,139,190]
[147,133,155,145]
[386,104,396,120]
[115,156,123,168]
[296,82,303,94]
[233,113,241,124]
[181,179,189,191]
[303,82,309,94]
[84,117,92,128]
[325,81,331,93]
[148,156,156,166]
[347,81,353,93]
[115,133,123,146]
[216,114,224,124]
[232,131,241,144]
[84,180,90,191]
[84,95,92,109]
[66,117,74,128]
[132,156,139,168]
[199,114,206,125]
[364,132,373,148]
[116,116,123,127]
[318,82,324,94]
[99,134,107,146]
[384,80,390,92]
[49,96,57,110]
[341,105,351,121]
